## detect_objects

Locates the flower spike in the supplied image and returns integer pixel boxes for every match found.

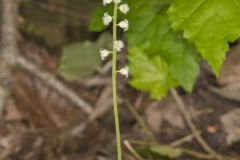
[98,0,130,159]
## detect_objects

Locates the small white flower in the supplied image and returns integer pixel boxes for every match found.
[114,40,124,52]
[100,49,111,60]
[119,4,129,14]
[103,13,112,25]
[114,0,121,4]
[118,67,129,78]
[103,0,112,5]
[118,19,129,31]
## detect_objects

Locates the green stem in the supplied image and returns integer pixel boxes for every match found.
[112,3,122,160]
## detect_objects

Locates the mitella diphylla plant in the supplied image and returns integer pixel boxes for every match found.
[99,0,130,159]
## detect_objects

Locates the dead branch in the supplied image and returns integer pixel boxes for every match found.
[16,56,93,114]
[0,0,18,117]
[123,140,144,160]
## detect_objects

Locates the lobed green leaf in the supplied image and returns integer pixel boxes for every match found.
[168,0,240,75]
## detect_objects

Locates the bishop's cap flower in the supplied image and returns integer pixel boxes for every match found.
[114,40,124,52]
[113,0,121,4]
[103,13,112,25]
[118,67,129,78]
[103,0,112,5]
[119,3,129,14]
[118,19,129,31]
[100,49,111,60]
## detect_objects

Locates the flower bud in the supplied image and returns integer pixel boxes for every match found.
[119,3,129,14]
[100,49,111,60]
[103,0,112,5]
[103,13,112,25]
[118,19,129,31]
[118,67,129,78]
[114,40,124,52]
[114,0,121,4]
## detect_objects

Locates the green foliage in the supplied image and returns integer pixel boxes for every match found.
[129,47,177,99]
[89,0,240,99]
[58,33,112,80]
[135,145,182,159]
[168,0,240,75]
[90,0,200,98]
[127,0,200,96]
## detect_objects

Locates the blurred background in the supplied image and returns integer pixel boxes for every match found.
[0,0,240,160]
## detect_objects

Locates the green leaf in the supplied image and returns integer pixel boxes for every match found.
[127,0,200,96]
[168,0,240,75]
[58,33,112,80]
[129,47,177,99]
[135,145,182,159]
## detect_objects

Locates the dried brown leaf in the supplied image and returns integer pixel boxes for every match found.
[220,109,240,145]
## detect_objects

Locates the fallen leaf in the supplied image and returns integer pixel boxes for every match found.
[210,84,240,102]
[145,96,185,133]
[220,109,240,145]
[211,43,240,101]
[219,43,240,85]
[3,99,24,121]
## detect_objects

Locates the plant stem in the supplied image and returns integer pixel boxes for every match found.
[112,3,122,160]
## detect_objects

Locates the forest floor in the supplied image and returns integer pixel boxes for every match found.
[0,0,240,160]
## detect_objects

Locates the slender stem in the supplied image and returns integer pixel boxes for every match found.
[112,3,122,160]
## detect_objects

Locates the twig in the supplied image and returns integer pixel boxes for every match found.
[178,148,214,159]
[0,0,19,117]
[123,140,144,160]
[126,94,224,160]
[126,101,157,142]
[170,131,201,147]
[16,56,93,114]
[170,89,224,160]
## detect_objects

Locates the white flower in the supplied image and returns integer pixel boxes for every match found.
[114,0,121,4]
[118,19,129,31]
[119,4,129,14]
[118,67,129,78]
[103,13,112,25]
[103,0,112,5]
[114,40,124,52]
[100,49,111,60]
